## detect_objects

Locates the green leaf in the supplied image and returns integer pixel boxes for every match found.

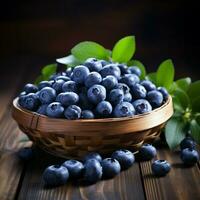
[172,96,184,113]
[145,72,157,84]
[71,41,108,61]
[188,80,200,101]
[168,82,178,94]
[165,117,186,149]
[42,64,57,80]
[156,59,175,89]
[128,59,146,79]
[56,55,80,67]
[173,88,190,109]
[192,96,200,113]
[112,36,136,63]
[190,119,200,144]
[176,77,191,91]
[34,75,44,85]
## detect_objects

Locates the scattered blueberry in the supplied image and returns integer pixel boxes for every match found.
[147,90,163,108]
[101,158,121,178]
[113,102,135,118]
[180,148,199,166]
[151,160,171,176]
[39,87,56,104]
[138,144,157,161]
[83,152,102,163]
[112,149,135,170]
[64,105,81,119]
[46,102,64,118]
[132,99,152,114]
[180,137,196,150]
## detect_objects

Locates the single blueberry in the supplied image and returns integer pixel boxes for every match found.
[130,83,147,99]
[52,79,65,94]
[96,101,112,117]
[43,165,69,187]
[180,148,199,166]
[87,84,106,104]
[117,64,129,75]
[151,160,171,176]
[84,58,103,72]
[101,158,121,178]
[180,137,196,150]
[140,80,156,92]
[71,65,90,84]
[124,93,132,102]
[84,72,102,88]
[109,89,124,105]
[46,102,64,118]
[112,149,135,170]
[114,83,130,94]
[38,81,52,90]
[113,102,135,118]
[100,64,121,80]
[62,160,84,178]
[62,81,78,93]
[83,159,102,183]
[83,152,102,163]
[38,87,56,104]
[132,99,152,114]
[23,83,38,94]
[128,66,141,76]
[64,105,81,120]
[120,74,140,87]
[157,87,169,101]
[56,92,79,106]
[147,90,163,108]
[18,147,33,161]
[81,110,95,119]
[102,75,118,90]
[37,104,48,115]
[138,144,157,161]
[18,93,40,111]
[55,75,71,82]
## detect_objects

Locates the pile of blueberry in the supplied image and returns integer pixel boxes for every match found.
[18,58,169,119]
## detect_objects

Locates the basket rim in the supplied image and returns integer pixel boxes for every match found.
[13,96,172,123]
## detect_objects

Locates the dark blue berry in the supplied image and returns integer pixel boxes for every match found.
[115,83,130,94]
[151,160,171,176]
[128,66,141,76]
[38,81,52,90]
[39,87,56,104]
[84,72,102,88]
[140,80,156,92]
[100,64,121,80]
[138,144,157,161]
[84,58,103,72]
[157,87,169,101]
[120,74,140,87]
[62,81,78,93]
[83,152,102,163]
[55,76,70,82]
[132,99,152,114]
[124,93,132,102]
[46,102,64,118]
[56,92,79,106]
[96,101,112,117]
[64,105,81,120]
[147,90,163,108]
[180,148,199,166]
[113,102,135,118]
[180,137,196,150]
[71,65,90,84]
[23,83,38,94]
[81,110,95,119]
[102,75,118,90]
[109,89,124,105]
[117,64,129,75]
[37,104,48,115]
[18,147,33,161]
[52,79,65,94]
[130,83,146,99]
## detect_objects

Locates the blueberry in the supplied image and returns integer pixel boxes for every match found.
[100,64,121,80]
[114,83,130,94]
[18,93,40,111]
[130,83,147,99]
[52,79,65,94]
[64,105,81,120]
[113,102,135,118]
[87,84,106,104]
[81,110,95,119]
[84,72,102,88]
[180,137,196,150]
[138,144,157,161]
[117,64,129,75]
[62,160,84,178]
[96,101,112,117]
[120,74,140,87]
[37,104,48,115]
[83,159,102,183]
[55,76,71,82]
[39,87,56,104]
[140,80,156,92]
[43,165,69,187]
[79,91,94,110]
[124,93,132,102]
[109,89,124,105]
[56,92,79,106]
[98,60,109,67]
[66,67,73,77]
[157,87,169,101]
[18,147,33,161]
[147,90,163,108]
[112,149,135,170]
[46,102,64,118]
[62,81,78,93]
[128,66,141,76]
[151,160,171,176]
[132,99,152,114]
[102,75,118,90]
[83,152,102,163]
[101,158,121,178]
[180,148,199,166]
[38,81,52,90]
[71,65,90,84]
[84,58,102,72]
[23,83,38,94]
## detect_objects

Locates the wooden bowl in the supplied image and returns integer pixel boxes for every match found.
[12,97,173,159]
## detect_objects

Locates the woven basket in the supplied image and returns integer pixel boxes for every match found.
[12,96,173,159]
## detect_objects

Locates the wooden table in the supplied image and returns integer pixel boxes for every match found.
[0,58,200,200]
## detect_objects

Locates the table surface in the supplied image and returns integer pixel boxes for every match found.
[0,59,200,200]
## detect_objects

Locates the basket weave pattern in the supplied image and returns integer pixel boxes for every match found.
[12,97,173,159]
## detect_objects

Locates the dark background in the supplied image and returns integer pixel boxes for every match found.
[0,0,198,81]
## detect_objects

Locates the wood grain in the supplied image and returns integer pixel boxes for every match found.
[140,147,200,200]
